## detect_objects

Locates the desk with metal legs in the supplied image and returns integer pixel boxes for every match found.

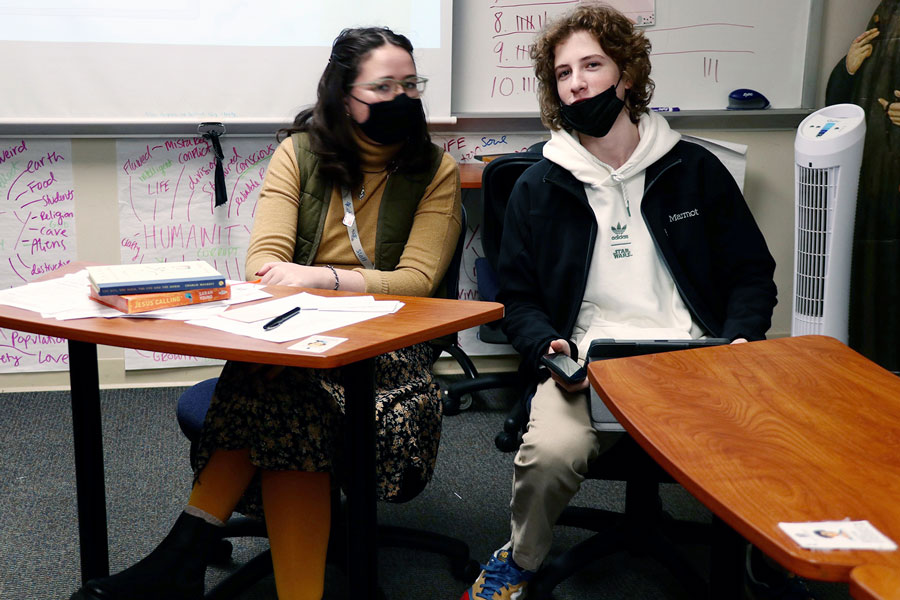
[587,335,900,599]
[0,273,502,599]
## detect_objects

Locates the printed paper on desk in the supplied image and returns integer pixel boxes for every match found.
[188,306,395,343]
[778,520,898,551]
[0,270,121,319]
[221,293,312,323]
[289,292,403,313]
[221,292,402,323]
[289,335,347,353]
[122,303,230,320]
[224,281,271,305]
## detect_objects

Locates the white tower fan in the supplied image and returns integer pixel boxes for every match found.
[792,103,866,343]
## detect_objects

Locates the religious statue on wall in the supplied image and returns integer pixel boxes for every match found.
[826,0,900,373]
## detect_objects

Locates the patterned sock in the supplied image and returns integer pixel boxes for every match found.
[261,470,331,600]
[187,448,258,523]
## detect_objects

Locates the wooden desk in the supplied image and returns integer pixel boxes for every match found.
[459,162,485,188]
[587,335,900,599]
[0,268,502,599]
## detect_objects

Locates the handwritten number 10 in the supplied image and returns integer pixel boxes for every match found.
[491,76,513,98]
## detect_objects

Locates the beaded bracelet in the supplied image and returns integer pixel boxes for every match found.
[325,264,340,290]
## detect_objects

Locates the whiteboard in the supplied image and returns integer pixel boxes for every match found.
[452,0,819,115]
[0,0,453,130]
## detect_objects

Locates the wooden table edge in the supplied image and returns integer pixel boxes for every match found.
[586,337,900,584]
[850,564,900,600]
[0,262,503,369]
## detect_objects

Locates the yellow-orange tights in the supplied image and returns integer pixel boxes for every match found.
[187,448,331,600]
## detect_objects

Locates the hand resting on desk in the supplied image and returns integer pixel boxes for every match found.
[256,261,365,292]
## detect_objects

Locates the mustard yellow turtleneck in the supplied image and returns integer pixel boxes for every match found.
[245,131,462,297]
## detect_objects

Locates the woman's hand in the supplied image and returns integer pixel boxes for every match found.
[256,262,366,291]
[256,262,334,288]
[846,28,879,75]
[545,338,589,393]
[731,338,748,344]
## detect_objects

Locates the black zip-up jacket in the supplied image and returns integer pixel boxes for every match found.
[497,140,777,377]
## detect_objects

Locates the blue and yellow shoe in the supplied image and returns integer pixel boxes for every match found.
[460,545,534,600]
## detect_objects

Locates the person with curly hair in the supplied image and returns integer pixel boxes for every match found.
[460,4,777,599]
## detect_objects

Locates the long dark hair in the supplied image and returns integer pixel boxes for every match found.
[277,27,432,189]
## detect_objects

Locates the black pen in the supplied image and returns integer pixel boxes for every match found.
[263,306,301,330]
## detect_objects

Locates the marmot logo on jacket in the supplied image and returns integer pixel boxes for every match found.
[669,209,700,222]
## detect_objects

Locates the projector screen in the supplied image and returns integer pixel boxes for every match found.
[0,0,453,133]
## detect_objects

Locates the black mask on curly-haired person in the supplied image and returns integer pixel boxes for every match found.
[559,80,625,138]
[352,93,423,144]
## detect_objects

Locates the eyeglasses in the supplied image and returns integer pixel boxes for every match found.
[349,77,428,99]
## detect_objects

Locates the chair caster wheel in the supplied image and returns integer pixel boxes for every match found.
[494,431,520,452]
[442,388,464,416]
[209,538,233,565]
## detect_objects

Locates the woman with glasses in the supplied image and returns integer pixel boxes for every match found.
[71,26,461,600]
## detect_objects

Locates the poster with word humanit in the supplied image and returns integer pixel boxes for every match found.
[0,139,76,372]
[116,137,274,370]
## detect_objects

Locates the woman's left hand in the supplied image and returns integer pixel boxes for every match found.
[256,262,333,288]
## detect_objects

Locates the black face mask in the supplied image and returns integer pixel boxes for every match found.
[559,81,625,138]
[352,93,423,145]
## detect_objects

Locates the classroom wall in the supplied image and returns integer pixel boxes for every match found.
[0,0,878,392]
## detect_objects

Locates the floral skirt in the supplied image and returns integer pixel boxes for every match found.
[191,343,442,517]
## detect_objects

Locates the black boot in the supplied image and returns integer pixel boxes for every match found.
[70,511,221,600]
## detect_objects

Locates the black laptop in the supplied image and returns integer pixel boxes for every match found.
[585,337,731,431]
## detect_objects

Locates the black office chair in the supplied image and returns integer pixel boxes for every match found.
[442,149,545,415]
[175,206,480,599]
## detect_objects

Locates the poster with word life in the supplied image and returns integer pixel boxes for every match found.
[433,132,544,356]
[0,139,76,372]
[116,137,274,370]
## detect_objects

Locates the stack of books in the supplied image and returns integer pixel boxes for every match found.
[86,261,230,314]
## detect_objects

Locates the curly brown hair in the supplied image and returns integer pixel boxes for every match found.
[531,3,654,130]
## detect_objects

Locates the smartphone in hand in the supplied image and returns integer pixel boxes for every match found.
[540,353,586,385]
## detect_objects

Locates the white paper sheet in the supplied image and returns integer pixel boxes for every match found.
[187,309,396,344]
[188,292,404,343]
[221,292,402,323]
[778,520,897,551]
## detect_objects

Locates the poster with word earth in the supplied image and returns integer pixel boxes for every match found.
[0,138,76,372]
[116,137,274,369]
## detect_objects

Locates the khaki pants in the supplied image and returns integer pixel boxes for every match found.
[509,377,622,571]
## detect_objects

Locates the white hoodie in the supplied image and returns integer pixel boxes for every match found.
[542,111,705,358]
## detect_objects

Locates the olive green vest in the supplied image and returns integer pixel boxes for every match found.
[290,133,444,271]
